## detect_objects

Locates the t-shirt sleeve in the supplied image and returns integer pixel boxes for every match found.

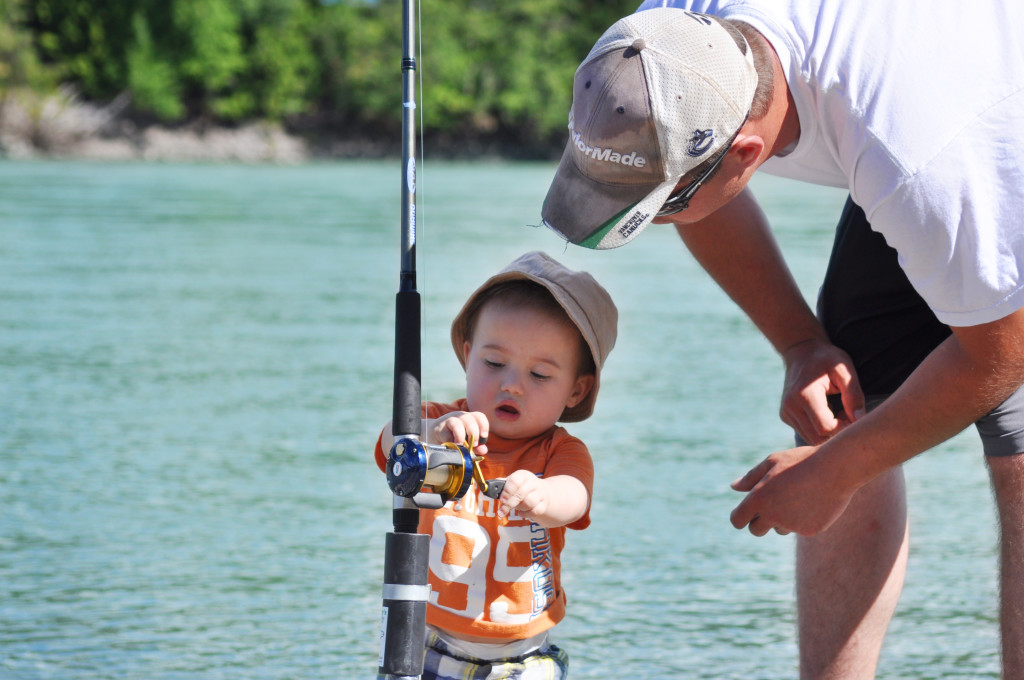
[868,92,1024,328]
[545,430,595,531]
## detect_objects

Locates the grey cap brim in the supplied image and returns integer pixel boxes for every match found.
[542,140,677,250]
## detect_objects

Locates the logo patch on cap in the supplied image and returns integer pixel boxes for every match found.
[686,129,715,157]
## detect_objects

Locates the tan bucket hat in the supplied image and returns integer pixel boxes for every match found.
[450,251,618,422]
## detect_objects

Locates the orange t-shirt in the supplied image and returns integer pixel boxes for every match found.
[374,399,594,640]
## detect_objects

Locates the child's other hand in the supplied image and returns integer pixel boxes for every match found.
[498,472,589,527]
[497,470,546,521]
[430,411,489,456]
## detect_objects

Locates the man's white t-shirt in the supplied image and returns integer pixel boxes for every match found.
[637,0,1024,327]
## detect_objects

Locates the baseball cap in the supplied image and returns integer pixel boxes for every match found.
[450,251,618,422]
[542,7,758,249]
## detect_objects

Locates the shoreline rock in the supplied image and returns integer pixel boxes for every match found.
[0,87,373,164]
[0,87,556,164]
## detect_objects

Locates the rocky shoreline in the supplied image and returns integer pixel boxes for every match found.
[0,88,551,164]
[0,87,404,164]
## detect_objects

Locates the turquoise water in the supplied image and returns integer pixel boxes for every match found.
[0,159,999,678]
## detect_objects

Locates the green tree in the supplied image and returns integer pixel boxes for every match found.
[173,0,250,119]
[0,0,54,94]
[242,0,318,120]
[29,0,136,97]
[126,10,183,119]
[320,0,403,128]
[14,0,643,156]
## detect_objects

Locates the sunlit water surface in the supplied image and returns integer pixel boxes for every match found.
[0,160,999,678]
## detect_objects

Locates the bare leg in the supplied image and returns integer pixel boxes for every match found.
[797,466,909,680]
[987,454,1024,680]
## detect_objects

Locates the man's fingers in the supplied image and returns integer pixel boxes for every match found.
[748,514,772,537]
[730,488,760,529]
[781,402,826,445]
[730,458,777,532]
[831,363,866,422]
[803,388,841,439]
[733,507,790,537]
[730,457,773,492]
[730,496,766,532]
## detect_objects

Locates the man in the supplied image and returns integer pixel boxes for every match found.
[540,3,1024,679]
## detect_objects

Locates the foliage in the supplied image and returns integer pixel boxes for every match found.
[7,0,639,155]
[0,0,54,95]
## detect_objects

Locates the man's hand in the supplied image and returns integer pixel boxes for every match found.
[781,338,866,444]
[671,189,866,444]
[729,444,856,536]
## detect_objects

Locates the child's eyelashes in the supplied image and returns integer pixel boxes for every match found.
[481,357,552,381]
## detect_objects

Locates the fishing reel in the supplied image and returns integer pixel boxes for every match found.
[387,437,475,509]
[386,436,506,509]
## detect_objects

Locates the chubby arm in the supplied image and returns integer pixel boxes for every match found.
[731,305,1024,536]
[497,472,589,529]
[676,187,864,441]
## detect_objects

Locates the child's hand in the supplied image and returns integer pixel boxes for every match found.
[497,470,547,521]
[497,472,589,528]
[429,411,489,455]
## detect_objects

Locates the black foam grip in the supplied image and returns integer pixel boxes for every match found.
[379,531,429,676]
[392,290,421,437]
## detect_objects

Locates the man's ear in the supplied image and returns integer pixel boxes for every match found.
[566,374,596,408]
[732,134,766,170]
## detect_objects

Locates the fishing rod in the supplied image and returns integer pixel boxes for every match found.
[376,0,476,676]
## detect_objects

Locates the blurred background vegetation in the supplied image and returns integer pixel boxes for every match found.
[0,0,639,158]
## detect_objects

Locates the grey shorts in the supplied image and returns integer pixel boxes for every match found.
[797,388,1024,457]
[966,381,1024,456]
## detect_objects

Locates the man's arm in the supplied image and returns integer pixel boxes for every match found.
[677,187,864,441]
[731,305,1024,536]
[676,187,823,353]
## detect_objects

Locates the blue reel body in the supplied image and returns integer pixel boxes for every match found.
[387,437,473,504]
